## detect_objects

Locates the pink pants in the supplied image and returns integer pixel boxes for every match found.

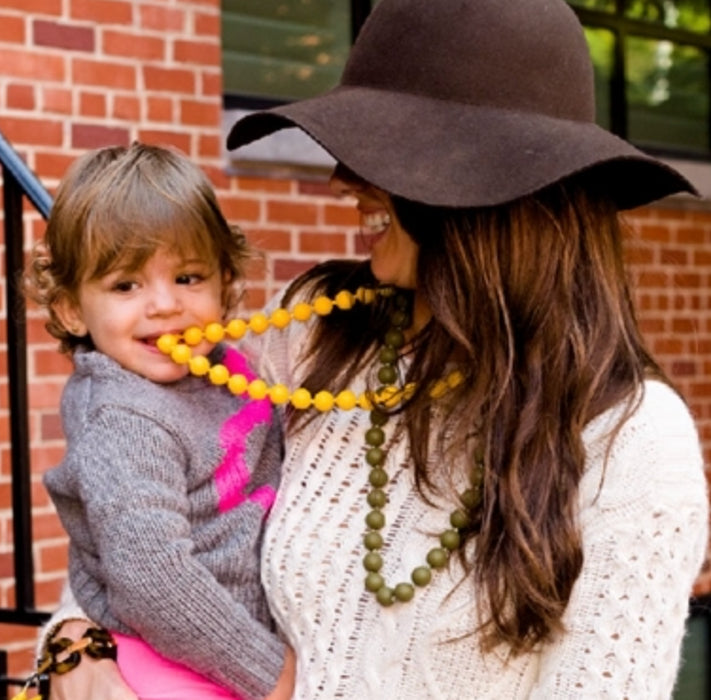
[113,632,244,700]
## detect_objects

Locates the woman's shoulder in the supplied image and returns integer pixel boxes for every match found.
[580,379,705,516]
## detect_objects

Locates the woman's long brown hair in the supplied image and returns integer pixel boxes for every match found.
[282,173,669,654]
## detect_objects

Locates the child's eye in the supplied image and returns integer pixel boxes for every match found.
[112,280,138,293]
[176,273,204,285]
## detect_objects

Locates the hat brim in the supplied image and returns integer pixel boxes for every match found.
[227,86,697,210]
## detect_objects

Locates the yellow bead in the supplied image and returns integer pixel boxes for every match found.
[313,390,335,412]
[313,296,334,316]
[292,302,312,322]
[183,326,204,346]
[358,393,373,410]
[228,373,249,395]
[269,383,291,404]
[171,344,192,365]
[334,290,355,310]
[447,370,464,388]
[248,379,269,400]
[290,387,312,410]
[402,382,416,400]
[225,318,247,340]
[377,385,401,408]
[156,333,178,355]
[335,389,357,410]
[189,355,210,376]
[249,312,269,334]
[204,322,225,343]
[209,364,229,385]
[430,379,448,398]
[270,308,291,329]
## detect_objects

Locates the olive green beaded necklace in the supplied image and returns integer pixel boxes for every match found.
[361,291,484,607]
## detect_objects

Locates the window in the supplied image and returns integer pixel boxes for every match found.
[222,1,711,169]
[569,0,710,158]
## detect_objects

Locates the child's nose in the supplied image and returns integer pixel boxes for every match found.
[146,283,182,315]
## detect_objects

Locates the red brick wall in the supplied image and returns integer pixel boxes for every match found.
[0,0,709,686]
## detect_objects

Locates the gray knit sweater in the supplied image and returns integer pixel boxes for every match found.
[43,346,285,700]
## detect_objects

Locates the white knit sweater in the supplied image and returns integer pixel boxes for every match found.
[243,305,708,700]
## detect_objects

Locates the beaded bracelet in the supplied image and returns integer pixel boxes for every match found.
[11,627,117,700]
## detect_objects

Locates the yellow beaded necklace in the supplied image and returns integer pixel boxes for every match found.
[156,286,463,411]
[157,285,482,608]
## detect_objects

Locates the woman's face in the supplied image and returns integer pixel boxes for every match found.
[329,164,419,289]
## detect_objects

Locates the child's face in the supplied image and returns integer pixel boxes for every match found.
[56,246,225,383]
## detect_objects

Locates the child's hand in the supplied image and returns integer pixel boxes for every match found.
[263,645,295,700]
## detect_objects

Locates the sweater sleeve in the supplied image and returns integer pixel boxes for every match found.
[531,383,708,699]
[67,406,285,700]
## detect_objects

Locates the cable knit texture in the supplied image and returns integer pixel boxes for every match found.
[240,293,709,700]
[43,345,285,700]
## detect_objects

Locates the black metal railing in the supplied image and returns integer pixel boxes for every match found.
[0,129,51,697]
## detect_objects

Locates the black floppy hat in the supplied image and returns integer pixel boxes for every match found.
[227,0,696,210]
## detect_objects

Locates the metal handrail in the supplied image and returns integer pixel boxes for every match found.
[0,129,52,696]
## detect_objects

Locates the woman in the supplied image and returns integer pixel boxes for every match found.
[42,0,707,698]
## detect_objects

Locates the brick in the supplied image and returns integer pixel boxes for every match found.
[0,48,65,82]
[38,542,69,572]
[180,98,221,126]
[237,177,292,195]
[72,57,136,90]
[274,258,320,281]
[201,69,222,97]
[103,29,166,61]
[143,65,195,94]
[299,231,347,254]
[267,200,319,225]
[197,132,221,158]
[0,13,25,42]
[219,196,260,223]
[33,348,72,376]
[33,19,94,51]
[79,91,107,118]
[0,0,61,12]
[324,203,359,226]
[140,4,185,31]
[42,86,73,114]
[147,96,174,122]
[113,94,141,121]
[195,11,220,36]
[135,129,191,154]
[174,39,221,66]
[298,180,333,197]
[1,116,63,147]
[70,0,133,25]
[6,83,35,110]
[71,123,130,149]
[248,228,292,252]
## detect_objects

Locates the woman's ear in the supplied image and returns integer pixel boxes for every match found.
[53,295,88,337]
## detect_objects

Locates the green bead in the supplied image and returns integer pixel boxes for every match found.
[378,346,398,365]
[440,529,461,551]
[363,551,383,572]
[366,447,385,466]
[411,566,432,587]
[394,582,415,602]
[377,364,398,384]
[369,468,389,488]
[376,586,395,606]
[363,531,383,550]
[366,509,385,529]
[426,547,449,569]
[367,488,387,508]
[394,293,410,309]
[370,408,390,426]
[384,328,405,349]
[365,572,384,592]
[450,508,470,529]
[365,426,385,446]
[461,487,481,509]
[390,309,410,328]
